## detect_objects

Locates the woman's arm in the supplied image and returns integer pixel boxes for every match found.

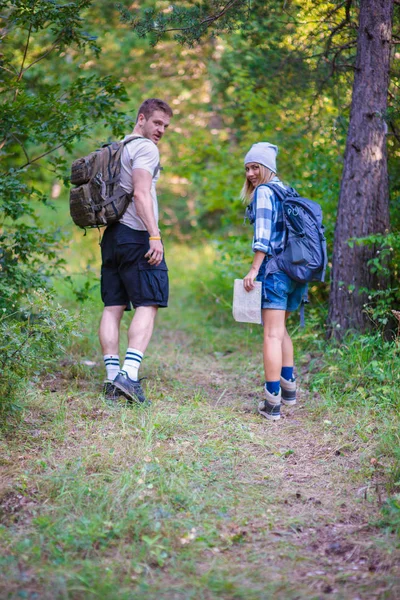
[243,187,274,291]
[253,186,273,254]
[243,250,266,291]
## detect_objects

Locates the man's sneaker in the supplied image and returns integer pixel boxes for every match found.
[280,376,296,406]
[112,371,148,405]
[103,380,119,402]
[258,388,281,421]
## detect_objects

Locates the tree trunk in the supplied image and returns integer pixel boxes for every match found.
[327,0,393,336]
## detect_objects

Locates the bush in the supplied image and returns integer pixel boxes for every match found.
[379,495,400,540]
[0,289,79,424]
[0,0,129,313]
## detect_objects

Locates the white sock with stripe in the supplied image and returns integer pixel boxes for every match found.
[104,355,120,382]
[121,348,143,381]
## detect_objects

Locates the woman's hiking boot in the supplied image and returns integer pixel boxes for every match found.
[258,388,281,421]
[280,376,297,406]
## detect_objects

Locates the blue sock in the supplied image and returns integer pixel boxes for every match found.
[281,366,294,381]
[266,381,280,395]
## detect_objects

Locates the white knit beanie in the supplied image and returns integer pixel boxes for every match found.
[244,142,278,173]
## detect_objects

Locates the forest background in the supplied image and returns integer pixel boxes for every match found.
[1,1,400,597]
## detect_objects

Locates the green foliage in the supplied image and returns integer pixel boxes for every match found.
[307,329,400,534]
[348,230,400,327]
[119,0,400,320]
[379,495,400,538]
[310,332,400,411]
[0,222,66,310]
[0,0,130,311]
[119,0,249,46]
[0,289,79,422]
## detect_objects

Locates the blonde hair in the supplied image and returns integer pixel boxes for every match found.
[240,164,275,203]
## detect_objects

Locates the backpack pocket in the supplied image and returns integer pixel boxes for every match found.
[70,151,99,185]
[69,181,104,227]
[286,236,312,265]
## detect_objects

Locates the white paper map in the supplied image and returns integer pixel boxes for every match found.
[232,279,262,325]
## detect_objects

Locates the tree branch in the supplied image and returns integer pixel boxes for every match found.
[11,134,30,164]
[2,134,79,177]
[17,22,32,84]
[21,37,62,75]
[143,0,244,35]
[0,64,18,76]
[18,138,75,170]
[325,0,354,57]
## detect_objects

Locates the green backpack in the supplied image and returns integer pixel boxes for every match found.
[69,136,141,228]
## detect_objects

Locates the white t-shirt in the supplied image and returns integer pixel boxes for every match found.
[119,136,160,231]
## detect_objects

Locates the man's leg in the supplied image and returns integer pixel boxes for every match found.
[127,305,158,353]
[99,305,125,385]
[99,305,126,355]
[118,306,158,380]
[113,305,158,404]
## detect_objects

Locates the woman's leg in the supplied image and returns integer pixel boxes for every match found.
[280,311,297,405]
[282,311,294,370]
[262,308,286,381]
[259,308,286,420]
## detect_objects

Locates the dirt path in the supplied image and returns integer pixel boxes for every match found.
[1,327,399,599]
[148,329,400,598]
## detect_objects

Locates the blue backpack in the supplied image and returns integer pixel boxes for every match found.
[260,183,328,285]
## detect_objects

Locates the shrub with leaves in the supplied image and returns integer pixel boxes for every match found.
[351,231,400,330]
[0,289,79,422]
[0,0,130,310]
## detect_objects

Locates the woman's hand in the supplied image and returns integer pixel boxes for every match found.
[243,267,259,292]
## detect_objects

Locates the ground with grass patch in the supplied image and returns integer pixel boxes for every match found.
[1,322,399,599]
[1,244,399,599]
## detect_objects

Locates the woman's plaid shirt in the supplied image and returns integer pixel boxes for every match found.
[251,177,287,255]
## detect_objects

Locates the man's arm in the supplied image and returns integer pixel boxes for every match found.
[132,168,163,266]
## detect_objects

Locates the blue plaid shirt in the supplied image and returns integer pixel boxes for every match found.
[248,177,286,255]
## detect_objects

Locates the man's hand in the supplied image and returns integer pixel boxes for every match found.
[243,267,259,292]
[145,239,164,266]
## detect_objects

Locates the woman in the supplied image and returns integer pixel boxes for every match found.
[242,142,306,421]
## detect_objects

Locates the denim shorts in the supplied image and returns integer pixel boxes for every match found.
[256,259,306,312]
[100,223,169,310]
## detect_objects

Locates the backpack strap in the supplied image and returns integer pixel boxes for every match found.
[123,135,144,145]
[299,284,309,328]
[122,136,161,178]
[264,182,299,200]
[101,187,132,206]
[320,236,328,283]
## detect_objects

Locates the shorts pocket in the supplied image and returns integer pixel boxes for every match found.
[272,272,290,297]
[138,260,169,304]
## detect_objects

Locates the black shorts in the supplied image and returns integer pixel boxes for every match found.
[100,223,169,309]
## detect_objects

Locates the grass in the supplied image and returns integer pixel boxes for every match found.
[3,384,398,599]
[0,393,301,598]
[1,238,400,598]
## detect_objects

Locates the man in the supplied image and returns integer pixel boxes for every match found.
[99,98,173,404]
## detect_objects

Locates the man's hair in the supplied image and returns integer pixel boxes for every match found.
[137,98,173,122]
